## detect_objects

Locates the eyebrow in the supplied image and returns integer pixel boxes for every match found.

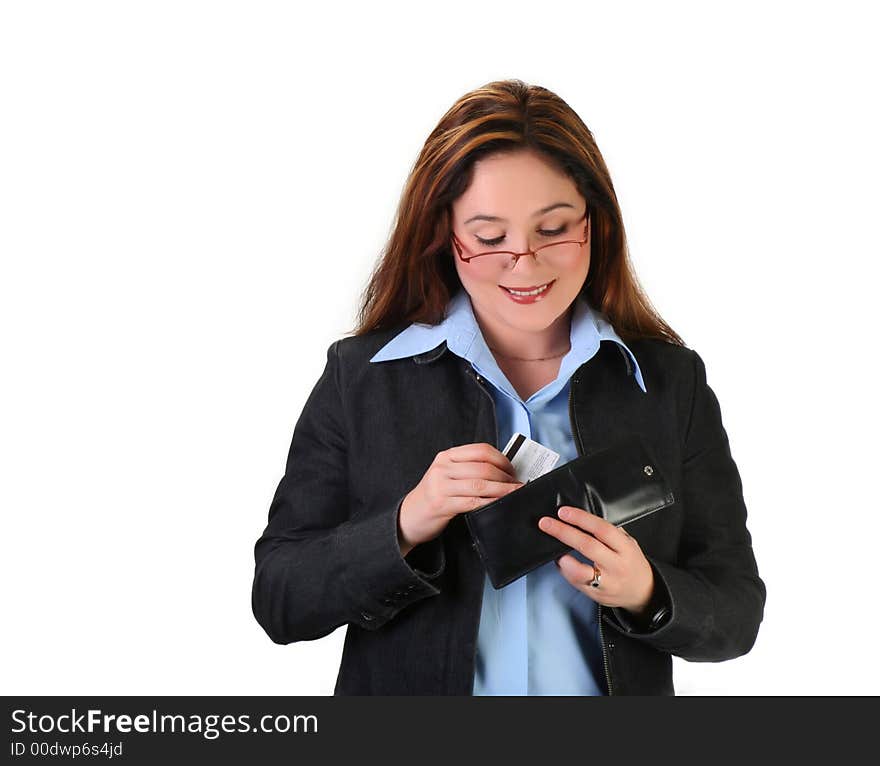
[463,202,575,225]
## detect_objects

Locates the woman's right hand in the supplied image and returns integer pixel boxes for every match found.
[397,443,524,555]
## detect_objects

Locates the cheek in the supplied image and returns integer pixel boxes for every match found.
[453,256,470,288]
[454,263,474,291]
[569,251,591,280]
[456,262,496,290]
[581,256,591,279]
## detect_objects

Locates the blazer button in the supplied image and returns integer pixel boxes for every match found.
[650,606,671,629]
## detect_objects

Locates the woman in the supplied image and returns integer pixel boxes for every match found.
[251,79,766,695]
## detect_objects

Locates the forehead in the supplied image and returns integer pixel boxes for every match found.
[454,150,580,217]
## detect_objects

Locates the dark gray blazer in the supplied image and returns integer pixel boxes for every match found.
[251,327,766,695]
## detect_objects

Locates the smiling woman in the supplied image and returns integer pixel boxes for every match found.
[251,78,766,696]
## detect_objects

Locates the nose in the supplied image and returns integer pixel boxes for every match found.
[508,250,543,273]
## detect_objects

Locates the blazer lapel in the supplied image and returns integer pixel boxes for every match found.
[570,340,653,456]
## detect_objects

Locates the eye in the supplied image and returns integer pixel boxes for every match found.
[476,226,568,248]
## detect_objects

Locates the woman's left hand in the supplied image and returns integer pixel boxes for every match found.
[538,505,654,614]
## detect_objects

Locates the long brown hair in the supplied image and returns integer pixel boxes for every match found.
[348,78,684,348]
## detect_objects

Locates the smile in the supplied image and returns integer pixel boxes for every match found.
[499,279,556,303]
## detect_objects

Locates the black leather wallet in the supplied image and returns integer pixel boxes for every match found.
[464,432,675,589]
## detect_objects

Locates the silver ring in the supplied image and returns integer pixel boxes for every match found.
[588,564,601,588]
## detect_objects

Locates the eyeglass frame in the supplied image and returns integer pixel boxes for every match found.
[451,206,590,267]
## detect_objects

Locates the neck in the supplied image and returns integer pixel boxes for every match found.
[473,304,573,361]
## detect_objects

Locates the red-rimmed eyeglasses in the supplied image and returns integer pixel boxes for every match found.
[451,208,589,270]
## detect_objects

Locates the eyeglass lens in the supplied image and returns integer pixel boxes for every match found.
[470,241,583,270]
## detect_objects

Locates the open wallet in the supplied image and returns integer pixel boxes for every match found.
[464,432,675,589]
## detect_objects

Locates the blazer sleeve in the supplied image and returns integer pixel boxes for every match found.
[604,347,767,661]
[251,340,446,645]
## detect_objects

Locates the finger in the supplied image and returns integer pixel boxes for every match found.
[454,491,518,513]
[554,505,634,554]
[455,495,494,512]
[445,461,520,484]
[449,477,524,501]
[445,443,516,478]
[537,515,611,567]
[556,554,601,592]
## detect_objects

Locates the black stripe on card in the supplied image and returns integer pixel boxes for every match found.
[505,433,526,460]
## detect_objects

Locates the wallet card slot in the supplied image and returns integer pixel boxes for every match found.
[614,490,676,527]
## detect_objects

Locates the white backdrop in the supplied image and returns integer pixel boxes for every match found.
[2,1,877,695]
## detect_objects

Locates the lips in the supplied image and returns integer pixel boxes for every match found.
[499,279,556,304]
[500,281,553,291]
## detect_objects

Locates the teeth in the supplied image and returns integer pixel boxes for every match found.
[505,282,551,297]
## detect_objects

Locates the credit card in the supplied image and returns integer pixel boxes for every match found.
[502,432,561,484]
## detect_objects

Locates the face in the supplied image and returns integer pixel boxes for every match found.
[450,149,591,339]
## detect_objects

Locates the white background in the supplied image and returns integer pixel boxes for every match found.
[2,1,877,695]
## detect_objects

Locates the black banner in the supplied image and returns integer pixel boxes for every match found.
[2,697,873,762]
